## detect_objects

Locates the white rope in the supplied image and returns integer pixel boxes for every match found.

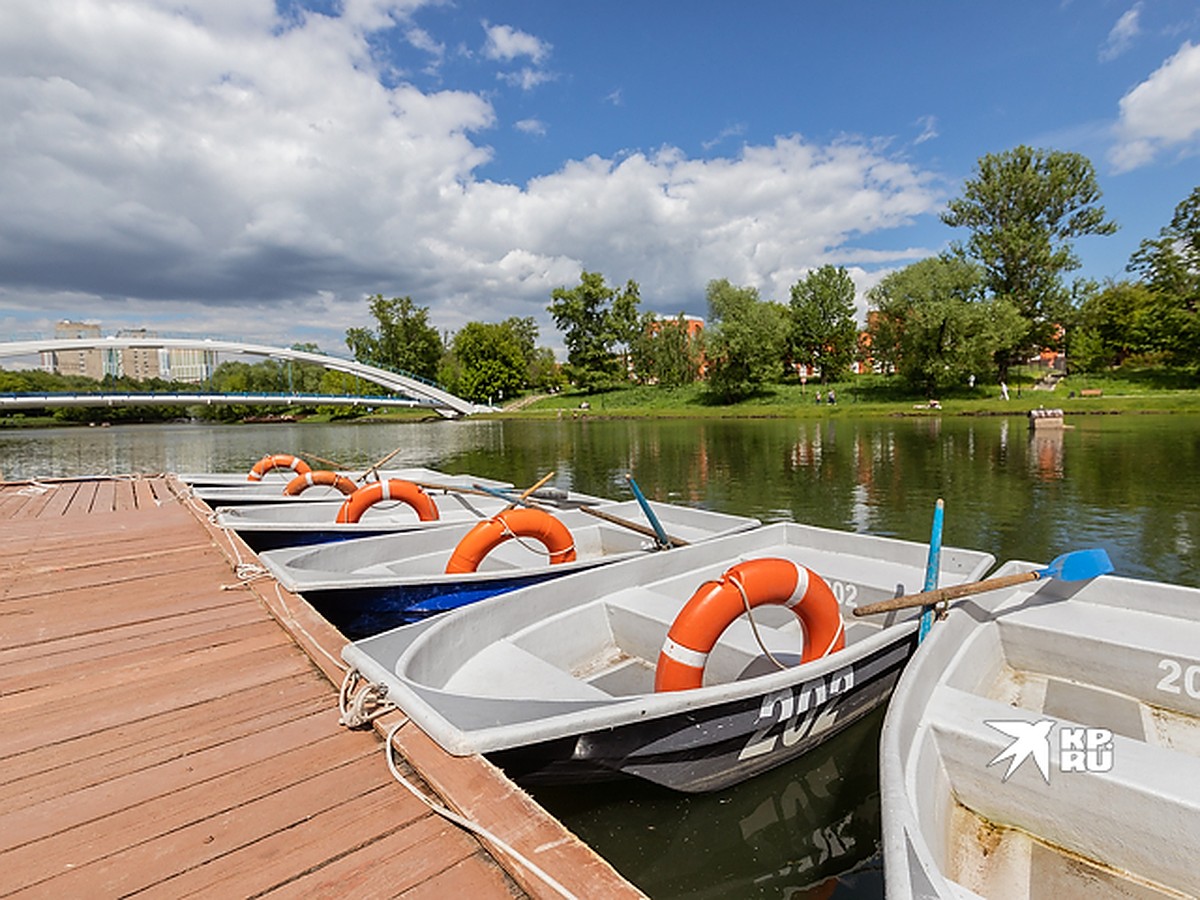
[728,573,789,672]
[495,516,575,561]
[338,668,396,727]
[384,720,580,900]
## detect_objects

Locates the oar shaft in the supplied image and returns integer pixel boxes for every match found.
[852,570,1039,617]
[578,505,689,546]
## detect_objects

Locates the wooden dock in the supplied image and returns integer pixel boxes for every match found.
[0,475,643,899]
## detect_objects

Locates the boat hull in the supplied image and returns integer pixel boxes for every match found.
[490,629,918,792]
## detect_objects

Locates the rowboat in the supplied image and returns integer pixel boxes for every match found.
[214,484,609,552]
[259,500,761,638]
[191,467,514,507]
[340,522,994,792]
[876,561,1200,898]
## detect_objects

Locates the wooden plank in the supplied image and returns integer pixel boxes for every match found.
[0,601,262,682]
[0,707,348,853]
[256,811,490,899]
[1,642,314,759]
[138,778,438,899]
[0,618,293,717]
[3,747,398,898]
[88,478,118,513]
[0,675,332,806]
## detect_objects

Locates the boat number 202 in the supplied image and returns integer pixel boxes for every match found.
[739,668,855,762]
[1156,658,1200,699]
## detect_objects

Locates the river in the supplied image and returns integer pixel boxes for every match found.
[3,412,1197,897]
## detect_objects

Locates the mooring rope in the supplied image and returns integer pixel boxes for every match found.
[384,719,580,900]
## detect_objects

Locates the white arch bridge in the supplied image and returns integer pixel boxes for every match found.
[0,337,489,417]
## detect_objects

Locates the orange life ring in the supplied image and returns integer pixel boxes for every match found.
[335,479,440,524]
[654,558,845,692]
[247,453,311,482]
[283,470,358,496]
[444,508,576,574]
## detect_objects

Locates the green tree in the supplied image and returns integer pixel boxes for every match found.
[789,265,860,383]
[345,294,444,381]
[547,271,640,391]
[447,321,528,404]
[867,256,1025,395]
[703,280,788,402]
[942,146,1117,378]
[1127,186,1200,365]
[631,313,702,387]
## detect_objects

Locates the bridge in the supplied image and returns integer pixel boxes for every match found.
[0,337,489,417]
[0,391,434,411]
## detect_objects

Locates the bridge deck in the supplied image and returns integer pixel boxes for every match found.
[0,475,641,899]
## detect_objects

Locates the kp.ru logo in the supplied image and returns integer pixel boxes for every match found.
[985,719,1114,783]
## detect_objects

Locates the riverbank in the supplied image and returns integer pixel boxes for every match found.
[3,373,1198,428]
[478,381,1200,421]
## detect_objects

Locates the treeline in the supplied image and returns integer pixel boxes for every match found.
[351,146,1195,403]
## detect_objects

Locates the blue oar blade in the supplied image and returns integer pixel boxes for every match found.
[1039,548,1114,582]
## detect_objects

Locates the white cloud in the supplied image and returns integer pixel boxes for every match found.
[1100,3,1142,61]
[1110,41,1200,171]
[913,114,939,145]
[515,118,548,137]
[498,66,555,91]
[481,22,550,65]
[0,0,941,353]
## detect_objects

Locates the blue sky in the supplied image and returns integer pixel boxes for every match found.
[1,0,1198,356]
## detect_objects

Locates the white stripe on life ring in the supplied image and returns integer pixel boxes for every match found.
[660,636,709,670]
[783,561,809,609]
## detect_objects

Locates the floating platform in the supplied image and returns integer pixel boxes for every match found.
[0,474,641,899]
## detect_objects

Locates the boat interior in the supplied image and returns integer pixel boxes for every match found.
[899,565,1200,898]
[403,536,994,703]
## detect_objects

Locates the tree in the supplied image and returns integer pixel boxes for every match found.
[942,146,1117,378]
[702,279,788,402]
[445,321,528,404]
[867,256,1025,395]
[789,265,860,382]
[1127,186,1200,365]
[631,313,702,387]
[345,294,444,381]
[547,271,640,391]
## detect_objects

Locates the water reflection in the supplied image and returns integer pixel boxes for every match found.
[3,414,1197,589]
[529,707,886,900]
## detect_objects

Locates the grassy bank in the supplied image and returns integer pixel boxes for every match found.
[492,372,1200,420]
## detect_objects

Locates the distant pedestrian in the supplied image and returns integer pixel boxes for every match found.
[815,390,823,404]
[1000,381,1010,401]
[968,373,976,389]
[827,388,836,405]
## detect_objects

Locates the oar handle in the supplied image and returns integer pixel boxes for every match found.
[578,505,689,547]
[852,570,1039,617]
[505,471,556,510]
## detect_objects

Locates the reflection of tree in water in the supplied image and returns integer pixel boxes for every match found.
[528,707,886,900]
[437,415,1200,587]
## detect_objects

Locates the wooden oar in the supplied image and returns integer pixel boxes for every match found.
[358,445,407,483]
[503,471,556,510]
[578,504,690,547]
[852,548,1113,618]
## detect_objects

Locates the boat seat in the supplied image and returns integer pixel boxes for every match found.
[442,639,613,702]
[924,683,1200,897]
[993,599,1200,718]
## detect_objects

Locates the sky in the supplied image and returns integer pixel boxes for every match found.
[2,0,1199,360]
